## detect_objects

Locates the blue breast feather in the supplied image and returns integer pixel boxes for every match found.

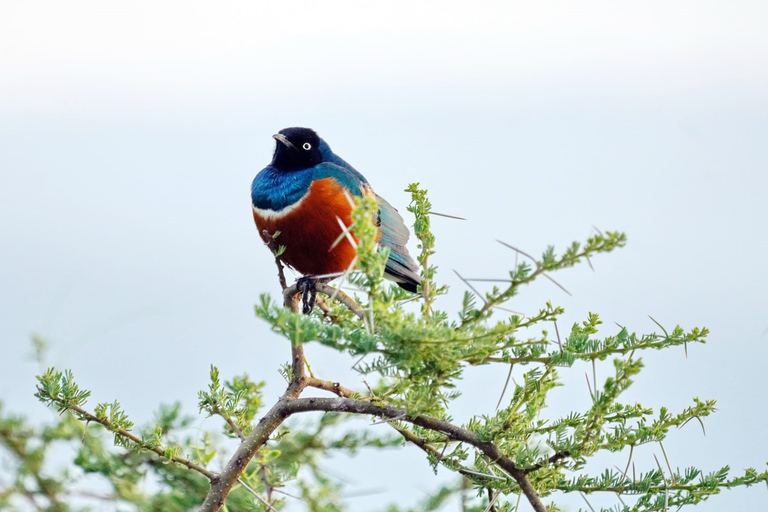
[251,162,365,211]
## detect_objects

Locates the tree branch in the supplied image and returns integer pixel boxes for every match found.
[262,230,287,290]
[62,403,216,480]
[201,395,549,512]
[282,282,366,321]
[201,284,310,511]
[306,377,360,398]
[199,397,292,511]
[525,450,572,473]
[210,405,245,441]
[305,377,508,484]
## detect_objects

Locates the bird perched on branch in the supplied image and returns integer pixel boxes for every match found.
[251,127,421,293]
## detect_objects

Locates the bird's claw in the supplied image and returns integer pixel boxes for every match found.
[297,276,317,315]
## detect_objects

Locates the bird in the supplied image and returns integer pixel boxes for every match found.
[251,127,421,293]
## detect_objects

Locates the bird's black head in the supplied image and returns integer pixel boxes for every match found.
[271,127,323,172]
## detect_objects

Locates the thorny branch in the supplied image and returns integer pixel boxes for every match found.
[201,396,549,512]
[52,402,216,481]
[199,276,550,512]
[33,206,753,512]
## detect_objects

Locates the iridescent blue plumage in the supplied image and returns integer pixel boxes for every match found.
[251,162,364,212]
[251,127,421,293]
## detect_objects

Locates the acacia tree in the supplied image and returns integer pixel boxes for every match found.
[24,185,768,511]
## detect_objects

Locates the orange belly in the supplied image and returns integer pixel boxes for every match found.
[252,177,360,276]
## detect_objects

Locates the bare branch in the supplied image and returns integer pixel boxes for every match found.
[453,269,487,304]
[237,477,276,512]
[262,230,287,291]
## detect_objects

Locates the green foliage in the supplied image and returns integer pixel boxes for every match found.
[2,396,253,511]
[17,184,768,511]
[198,365,265,437]
[35,368,91,413]
[0,401,74,512]
[406,183,447,315]
[251,185,765,510]
[351,193,391,299]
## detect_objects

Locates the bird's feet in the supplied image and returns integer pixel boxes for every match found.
[296,276,317,315]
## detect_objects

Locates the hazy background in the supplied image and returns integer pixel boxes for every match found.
[1,1,766,510]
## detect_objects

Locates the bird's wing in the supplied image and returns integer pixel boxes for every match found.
[376,194,421,290]
[313,158,421,291]
[376,194,409,247]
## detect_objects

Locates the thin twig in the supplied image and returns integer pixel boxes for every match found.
[237,477,277,512]
[619,444,634,487]
[553,319,563,353]
[491,304,525,316]
[429,440,449,471]
[513,492,522,512]
[259,464,274,505]
[370,414,408,425]
[496,240,536,262]
[653,454,670,512]
[579,492,596,512]
[363,380,375,398]
[659,441,677,485]
[495,364,514,411]
[460,469,506,481]
[51,402,216,480]
[541,272,572,296]
[463,278,513,282]
[212,405,245,441]
[263,230,288,290]
[427,211,466,220]
[484,488,501,512]
[453,269,487,303]
[368,294,375,334]
[314,296,335,320]
[585,254,594,271]
[271,488,305,501]
[328,256,359,304]
[648,315,669,337]
[585,372,595,403]
[496,240,572,295]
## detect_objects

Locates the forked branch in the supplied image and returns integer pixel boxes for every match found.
[200,396,548,512]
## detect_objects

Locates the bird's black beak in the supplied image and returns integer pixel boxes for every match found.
[273,133,297,150]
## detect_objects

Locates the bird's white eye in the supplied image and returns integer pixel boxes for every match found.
[302,142,312,150]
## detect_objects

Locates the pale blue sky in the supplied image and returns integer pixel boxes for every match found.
[1,2,767,510]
